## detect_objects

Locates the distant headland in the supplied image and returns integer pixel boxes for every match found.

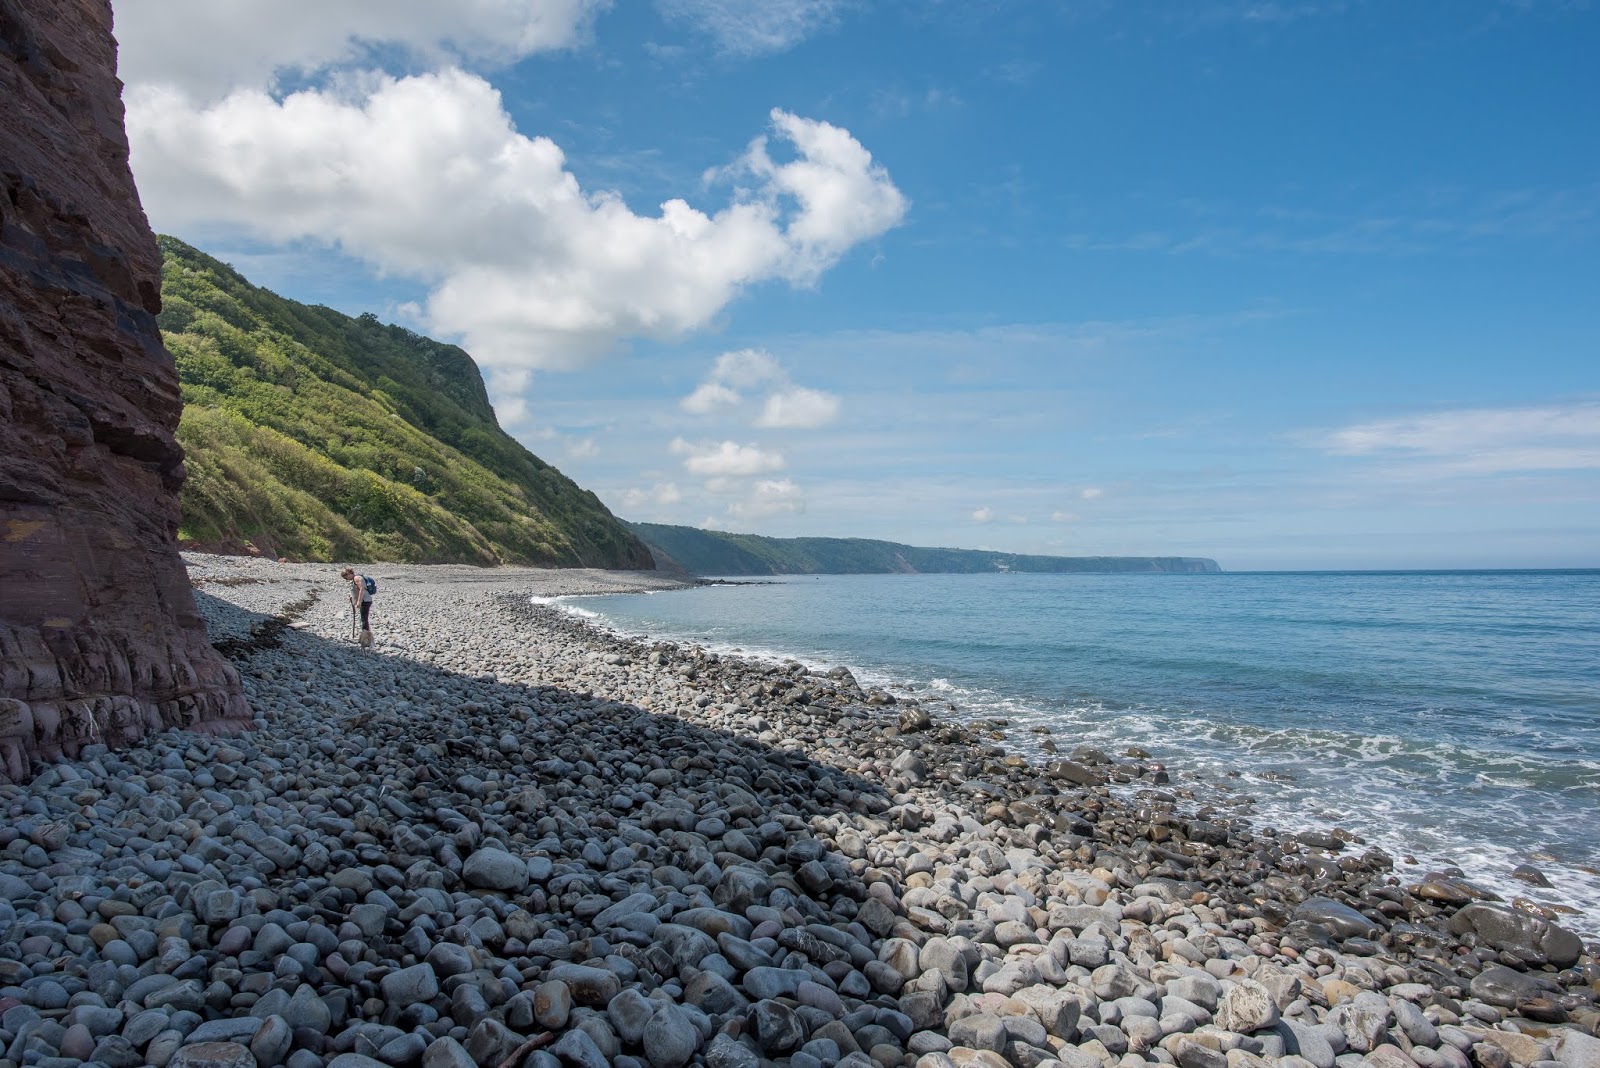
[628,522,1221,577]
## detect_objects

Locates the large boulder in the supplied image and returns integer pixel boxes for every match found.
[1446,904,1583,968]
[0,0,250,784]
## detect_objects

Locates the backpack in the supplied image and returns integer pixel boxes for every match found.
[362,576,377,597]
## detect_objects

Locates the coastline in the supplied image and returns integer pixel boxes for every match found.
[0,555,1593,1068]
[546,575,1600,942]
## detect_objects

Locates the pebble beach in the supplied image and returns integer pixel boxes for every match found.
[1,555,1595,1068]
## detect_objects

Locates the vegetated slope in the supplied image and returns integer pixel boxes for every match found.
[160,237,653,568]
[628,523,1221,576]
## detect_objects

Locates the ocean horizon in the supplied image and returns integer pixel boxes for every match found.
[551,566,1600,937]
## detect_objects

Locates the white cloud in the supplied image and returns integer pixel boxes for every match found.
[670,438,786,477]
[114,0,608,100]
[1051,510,1079,522]
[621,482,682,509]
[728,478,806,517]
[566,438,599,458]
[756,386,840,429]
[657,0,844,56]
[712,348,784,388]
[1320,401,1600,473]
[971,506,993,523]
[730,110,910,283]
[1080,487,1104,499]
[681,346,839,428]
[128,79,907,374]
[680,382,742,414]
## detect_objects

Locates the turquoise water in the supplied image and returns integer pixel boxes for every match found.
[555,570,1600,933]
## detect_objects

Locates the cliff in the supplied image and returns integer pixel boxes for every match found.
[161,238,655,569]
[628,522,1222,576]
[0,0,250,782]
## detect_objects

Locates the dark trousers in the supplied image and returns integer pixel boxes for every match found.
[359,600,371,629]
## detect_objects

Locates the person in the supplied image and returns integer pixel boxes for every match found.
[341,567,375,646]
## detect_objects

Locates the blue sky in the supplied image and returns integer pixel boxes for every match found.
[115,0,1598,569]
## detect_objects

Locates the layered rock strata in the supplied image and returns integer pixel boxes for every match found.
[0,0,249,781]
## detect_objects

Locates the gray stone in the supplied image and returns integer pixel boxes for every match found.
[1293,899,1378,940]
[466,1019,521,1067]
[1365,1045,1420,1068]
[421,1036,478,1068]
[1014,986,1082,1039]
[189,1018,264,1044]
[705,1033,762,1068]
[168,1043,258,1068]
[534,979,573,1029]
[380,963,440,1006]
[250,1016,293,1067]
[1173,1037,1229,1068]
[378,1034,429,1065]
[948,1013,1007,1053]
[425,942,473,978]
[462,847,530,892]
[743,966,805,999]
[642,1004,701,1068]
[547,963,620,1006]
[124,1008,171,1047]
[1329,1002,1389,1054]
[1469,966,1547,1009]
[60,1022,96,1060]
[608,988,657,1045]
[1216,979,1280,1033]
[1167,976,1221,1013]
[1554,1031,1600,1068]
[1277,1020,1336,1068]
[1447,904,1583,968]
[595,892,659,928]
[1001,1015,1048,1048]
[552,1029,610,1068]
[684,971,746,1015]
[1065,937,1110,969]
[751,999,806,1056]
[1392,1000,1436,1048]
[282,985,331,1033]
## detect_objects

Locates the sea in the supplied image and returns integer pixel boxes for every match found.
[545,570,1600,936]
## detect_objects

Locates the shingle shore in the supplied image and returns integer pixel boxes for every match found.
[0,554,1595,1068]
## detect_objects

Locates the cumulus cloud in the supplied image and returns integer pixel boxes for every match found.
[971,506,993,523]
[711,348,784,388]
[728,110,909,283]
[566,438,599,458]
[1320,401,1600,472]
[621,482,683,509]
[728,478,806,517]
[1080,487,1104,500]
[656,0,845,56]
[128,77,907,375]
[114,0,608,100]
[680,347,840,428]
[670,438,786,477]
[757,386,840,429]
[680,382,742,414]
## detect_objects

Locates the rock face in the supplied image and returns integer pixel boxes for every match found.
[0,0,249,781]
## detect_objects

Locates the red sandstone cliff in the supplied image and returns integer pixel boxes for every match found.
[0,0,250,781]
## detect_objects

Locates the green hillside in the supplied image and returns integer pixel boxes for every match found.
[628,523,1220,576]
[160,237,653,568]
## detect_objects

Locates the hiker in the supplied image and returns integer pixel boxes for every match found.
[341,567,376,646]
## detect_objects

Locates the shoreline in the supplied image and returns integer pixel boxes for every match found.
[539,585,1600,941]
[0,555,1593,1068]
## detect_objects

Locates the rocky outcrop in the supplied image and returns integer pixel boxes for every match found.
[0,0,249,781]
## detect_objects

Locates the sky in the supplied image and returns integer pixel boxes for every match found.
[113,0,1599,570]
